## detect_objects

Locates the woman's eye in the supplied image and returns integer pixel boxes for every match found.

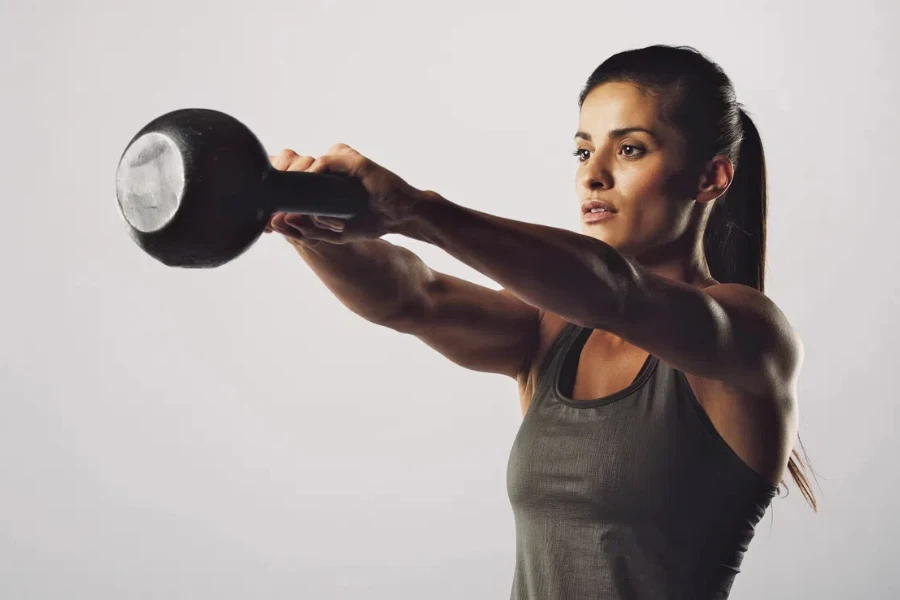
[572,149,589,162]
[572,146,644,162]
[621,144,645,158]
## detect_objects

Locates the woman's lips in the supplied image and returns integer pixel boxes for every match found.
[583,210,617,224]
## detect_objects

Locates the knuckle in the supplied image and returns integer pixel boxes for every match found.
[285,156,313,172]
[355,156,372,174]
[329,142,354,154]
[270,149,298,170]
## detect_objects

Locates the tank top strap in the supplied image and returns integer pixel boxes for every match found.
[530,321,586,407]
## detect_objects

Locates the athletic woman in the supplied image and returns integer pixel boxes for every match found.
[266,44,817,600]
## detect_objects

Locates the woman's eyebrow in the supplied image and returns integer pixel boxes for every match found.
[574,127,660,143]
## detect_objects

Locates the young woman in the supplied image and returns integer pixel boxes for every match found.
[266,44,817,600]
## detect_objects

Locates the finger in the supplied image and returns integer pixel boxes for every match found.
[270,215,318,243]
[327,143,357,155]
[264,212,282,234]
[282,213,309,228]
[266,211,287,232]
[271,224,321,248]
[306,154,334,175]
[307,152,364,176]
[283,218,345,243]
[274,212,310,229]
[311,215,346,232]
[285,155,315,172]
[269,149,298,171]
[283,213,344,233]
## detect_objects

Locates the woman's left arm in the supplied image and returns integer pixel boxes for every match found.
[301,144,803,398]
[395,192,803,398]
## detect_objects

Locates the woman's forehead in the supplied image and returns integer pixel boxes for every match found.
[581,84,665,125]
[578,83,680,143]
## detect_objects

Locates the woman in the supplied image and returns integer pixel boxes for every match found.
[266,44,817,599]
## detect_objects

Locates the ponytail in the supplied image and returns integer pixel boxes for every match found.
[706,107,819,512]
[703,108,766,292]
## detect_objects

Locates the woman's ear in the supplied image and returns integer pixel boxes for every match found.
[695,155,734,204]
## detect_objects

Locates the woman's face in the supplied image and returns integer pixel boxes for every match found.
[575,82,697,257]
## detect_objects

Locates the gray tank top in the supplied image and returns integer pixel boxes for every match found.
[506,322,778,599]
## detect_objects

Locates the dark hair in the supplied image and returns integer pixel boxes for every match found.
[578,44,818,512]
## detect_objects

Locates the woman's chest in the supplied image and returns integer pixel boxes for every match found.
[518,329,784,487]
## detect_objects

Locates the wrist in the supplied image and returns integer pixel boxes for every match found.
[390,189,449,243]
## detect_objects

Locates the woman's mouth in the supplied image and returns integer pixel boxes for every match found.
[583,208,617,224]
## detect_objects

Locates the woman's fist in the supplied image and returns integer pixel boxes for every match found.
[265,149,349,247]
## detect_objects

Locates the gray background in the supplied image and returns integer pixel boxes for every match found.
[2,0,897,598]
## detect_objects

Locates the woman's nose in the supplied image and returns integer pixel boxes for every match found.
[579,155,613,190]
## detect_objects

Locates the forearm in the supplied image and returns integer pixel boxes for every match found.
[286,237,434,324]
[394,193,629,329]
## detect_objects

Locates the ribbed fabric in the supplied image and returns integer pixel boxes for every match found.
[507,322,777,599]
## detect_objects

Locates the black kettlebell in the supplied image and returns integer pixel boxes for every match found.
[115,108,368,268]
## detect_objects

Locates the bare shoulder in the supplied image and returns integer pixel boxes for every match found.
[686,285,804,485]
[521,284,805,396]
[703,283,805,395]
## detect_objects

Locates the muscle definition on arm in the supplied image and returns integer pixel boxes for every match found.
[394,193,628,330]
[282,233,541,379]
[392,192,802,396]
[283,236,434,326]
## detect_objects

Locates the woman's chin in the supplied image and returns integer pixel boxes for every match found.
[581,226,612,244]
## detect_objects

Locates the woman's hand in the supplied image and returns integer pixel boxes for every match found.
[265,145,431,245]
[265,152,342,247]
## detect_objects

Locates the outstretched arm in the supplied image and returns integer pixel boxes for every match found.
[304,144,803,397]
[394,192,803,398]
[268,150,542,383]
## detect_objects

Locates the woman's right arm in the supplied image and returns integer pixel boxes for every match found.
[266,150,542,384]
[283,234,543,382]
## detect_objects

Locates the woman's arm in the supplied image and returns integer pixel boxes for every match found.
[267,151,543,383]
[395,192,803,397]
[283,235,542,381]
